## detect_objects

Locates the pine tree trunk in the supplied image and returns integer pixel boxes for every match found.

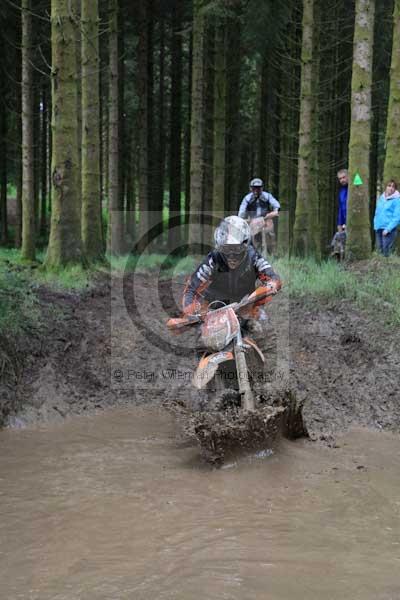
[21,0,36,261]
[15,80,23,248]
[212,21,226,216]
[46,0,83,267]
[277,73,291,254]
[293,0,319,256]
[264,49,280,197]
[317,0,338,255]
[277,21,297,255]
[137,0,149,253]
[47,93,52,214]
[99,0,108,225]
[383,0,400,183]
[168,0,183,252]
[189,0,206,246]
[118,6,125,220]
[330,0,353,240]
[33,86,40,232]
[40,85,47,236]
[0,68,7,244]
[12,13,22,248]
[107,0,124,255]
[125,124,136,243]
[202,21,214,246]
[258,58,269,184]
[225,16,241,213]
[278,8,301,254]
[346,0,375,261]
[99,83,104,205]
[156,8,166,241]
[147,0,156,242]
[101,91,109,213]
[184,33,193,237]
[81,0,104,261]
[272,81,281,199]
[74,0,82,213]
[290,8,302,251]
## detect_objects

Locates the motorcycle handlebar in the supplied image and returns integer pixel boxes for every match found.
[167,288,276,331]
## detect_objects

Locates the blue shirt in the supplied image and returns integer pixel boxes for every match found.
[337,186,348,226]
[373,191,400,232]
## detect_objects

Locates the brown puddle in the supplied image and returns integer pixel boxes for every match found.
[1,405,400,600]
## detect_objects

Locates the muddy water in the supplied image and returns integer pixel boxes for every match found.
[1,407,400,600]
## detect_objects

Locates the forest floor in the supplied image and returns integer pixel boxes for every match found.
[1,268,400,448]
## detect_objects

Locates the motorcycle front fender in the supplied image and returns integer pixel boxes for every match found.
[243,337,265,363]
[192,351,234,389]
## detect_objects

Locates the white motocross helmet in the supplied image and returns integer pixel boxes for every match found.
[214,216,250,267]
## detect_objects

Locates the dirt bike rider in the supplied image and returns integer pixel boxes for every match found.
[239,178,280,221]
[182,216,281,325]
[238,178,280,253]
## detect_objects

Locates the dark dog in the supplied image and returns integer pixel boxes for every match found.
[330,231,346,261]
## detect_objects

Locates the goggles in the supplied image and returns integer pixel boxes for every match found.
[220,244,246,259]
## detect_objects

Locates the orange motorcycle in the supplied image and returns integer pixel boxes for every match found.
[249,216,275,256]
[166,286,304,464]
[167,286,275,412]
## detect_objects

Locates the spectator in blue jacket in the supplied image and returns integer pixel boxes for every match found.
[337,169,348,232]
[374,179,400,257]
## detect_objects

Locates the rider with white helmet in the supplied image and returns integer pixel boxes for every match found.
[182,216,281,316]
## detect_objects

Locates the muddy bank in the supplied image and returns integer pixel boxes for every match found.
[1,272,400,446]
[289,297,400,440]
[1,278,114,427]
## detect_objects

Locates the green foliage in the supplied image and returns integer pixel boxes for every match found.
[242,0,294,54]
[201,1,240,20]
[6,183,17,197]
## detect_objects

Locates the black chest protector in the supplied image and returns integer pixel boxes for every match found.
[204,253,257,305]
[247,195,272,218]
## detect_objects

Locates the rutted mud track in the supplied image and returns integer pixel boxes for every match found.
[2,273,400,448]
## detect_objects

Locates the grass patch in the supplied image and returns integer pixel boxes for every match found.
[348,254,400,326]
[0,248,95,292]
[0,265,41,336]
[0,247,45,265]
[108,253,197,277]
[36,264,93,291]
[1,247,399,331]
[274,256,355,301]
[274,254,400,326]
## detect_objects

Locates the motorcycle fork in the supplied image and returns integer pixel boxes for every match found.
[233,330,255,411]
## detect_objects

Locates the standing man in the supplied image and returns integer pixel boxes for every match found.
[238,178,280,254]
[337,169,349,232]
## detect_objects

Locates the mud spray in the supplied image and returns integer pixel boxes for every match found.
[164,390,306,466]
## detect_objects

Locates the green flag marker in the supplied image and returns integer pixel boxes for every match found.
[353,173,363,186]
